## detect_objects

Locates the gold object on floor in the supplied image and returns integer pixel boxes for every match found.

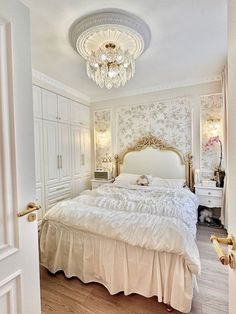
[210,234,236,268]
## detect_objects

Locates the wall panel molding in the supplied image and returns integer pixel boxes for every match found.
[0,21,19,261]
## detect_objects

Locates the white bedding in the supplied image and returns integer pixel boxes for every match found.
[42,184,200,275]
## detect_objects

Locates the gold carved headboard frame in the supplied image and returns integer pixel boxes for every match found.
[114,134,193,189]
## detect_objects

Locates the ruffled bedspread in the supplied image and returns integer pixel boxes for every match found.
[42,184,200,274]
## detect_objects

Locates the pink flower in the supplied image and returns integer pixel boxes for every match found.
[203,136,220,151]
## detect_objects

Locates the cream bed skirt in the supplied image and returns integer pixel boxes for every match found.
[40,221,195,313]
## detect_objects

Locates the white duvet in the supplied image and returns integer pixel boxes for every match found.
[42,183,200,275]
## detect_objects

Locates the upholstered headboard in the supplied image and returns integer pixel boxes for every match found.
[114,134,193,189]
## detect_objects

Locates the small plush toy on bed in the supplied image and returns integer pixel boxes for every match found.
[136,175,149,186]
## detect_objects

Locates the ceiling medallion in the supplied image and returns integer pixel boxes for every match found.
[69,9,151,89]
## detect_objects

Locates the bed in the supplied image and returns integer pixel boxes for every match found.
[40,134,200,313]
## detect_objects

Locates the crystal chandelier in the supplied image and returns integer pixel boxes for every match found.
[86,43,135,89]
[69,10,151,89]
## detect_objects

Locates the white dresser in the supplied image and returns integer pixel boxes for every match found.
[194,185,223,208]
[194,184,224,225]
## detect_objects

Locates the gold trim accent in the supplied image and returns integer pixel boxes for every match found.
[210,235,236,267]
[114,133,193,189]
[17,202,41,218]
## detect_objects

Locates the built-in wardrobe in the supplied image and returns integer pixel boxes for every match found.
[33,85,91,224]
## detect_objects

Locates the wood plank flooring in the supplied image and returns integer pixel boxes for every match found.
[40,226,228,314]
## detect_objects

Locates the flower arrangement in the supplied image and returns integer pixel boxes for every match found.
[204,136,225,187]
[204,136,223,170]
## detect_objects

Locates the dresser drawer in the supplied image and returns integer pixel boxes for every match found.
[46,182,72,209]
[47,192,72,209]
[198,195,222,207]
[47,182,71,197]
[196,188,222,197]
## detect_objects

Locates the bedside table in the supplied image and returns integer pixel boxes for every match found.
[194,185,223,208]
[195,184,224,225]
[91,178,114,190]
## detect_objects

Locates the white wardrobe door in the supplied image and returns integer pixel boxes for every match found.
[79,104,90,126]
[33,85,42,118]
[71,102,90,126]
[70,101,80,125]
[58,95,71,124]
[42,89,58,122]
[43,120,60,185]
[71,126,81,177]
[34,119,44,187]
[58,123,72,182]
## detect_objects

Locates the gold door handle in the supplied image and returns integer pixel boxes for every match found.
[17,202,41,217]
[210,235,236,267]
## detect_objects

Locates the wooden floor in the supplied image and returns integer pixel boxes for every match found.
[40,226,228,314]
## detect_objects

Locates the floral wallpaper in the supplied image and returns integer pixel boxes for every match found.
[200,94,223,171]
[94,110,112,169]
[116,97,192,156]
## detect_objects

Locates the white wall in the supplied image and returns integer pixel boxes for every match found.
[91,80,222,172]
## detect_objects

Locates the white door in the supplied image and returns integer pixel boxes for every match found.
[58,123,72,182]
[0,1,41,313]
[58,95,71,124]
[228,1,236,313]
[71,102,90,126]
[43,120,60,185]
[42,89,58,122]
[71,101,81,125]
[79,104,90,126]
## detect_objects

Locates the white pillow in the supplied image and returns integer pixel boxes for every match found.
[114,173,141,185]
[149,177,185,188]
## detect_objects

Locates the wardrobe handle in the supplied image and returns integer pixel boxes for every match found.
[57,155,60,168]
[60,155,62,168]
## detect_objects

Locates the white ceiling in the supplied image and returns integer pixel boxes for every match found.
[21,0,227,102]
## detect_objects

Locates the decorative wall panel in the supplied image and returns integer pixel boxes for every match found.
[0,272,21,314]
[116,97,192,155]
[0,23,18,260]
[94,110,112,169]
[200,94,223,171]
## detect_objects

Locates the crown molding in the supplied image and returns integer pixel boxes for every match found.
[91,75,222,103]
[32,69,91,104]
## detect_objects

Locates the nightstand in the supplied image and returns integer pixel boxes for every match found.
[195,184,224,225]
[91,178,114,190]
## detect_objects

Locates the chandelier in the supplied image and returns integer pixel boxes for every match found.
[69,10,151,89]
[87,42,135,89]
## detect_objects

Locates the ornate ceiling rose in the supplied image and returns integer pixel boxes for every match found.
[69,9,151,89]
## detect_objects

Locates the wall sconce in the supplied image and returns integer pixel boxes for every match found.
[96,129,109,148]
[207,118,221,136]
